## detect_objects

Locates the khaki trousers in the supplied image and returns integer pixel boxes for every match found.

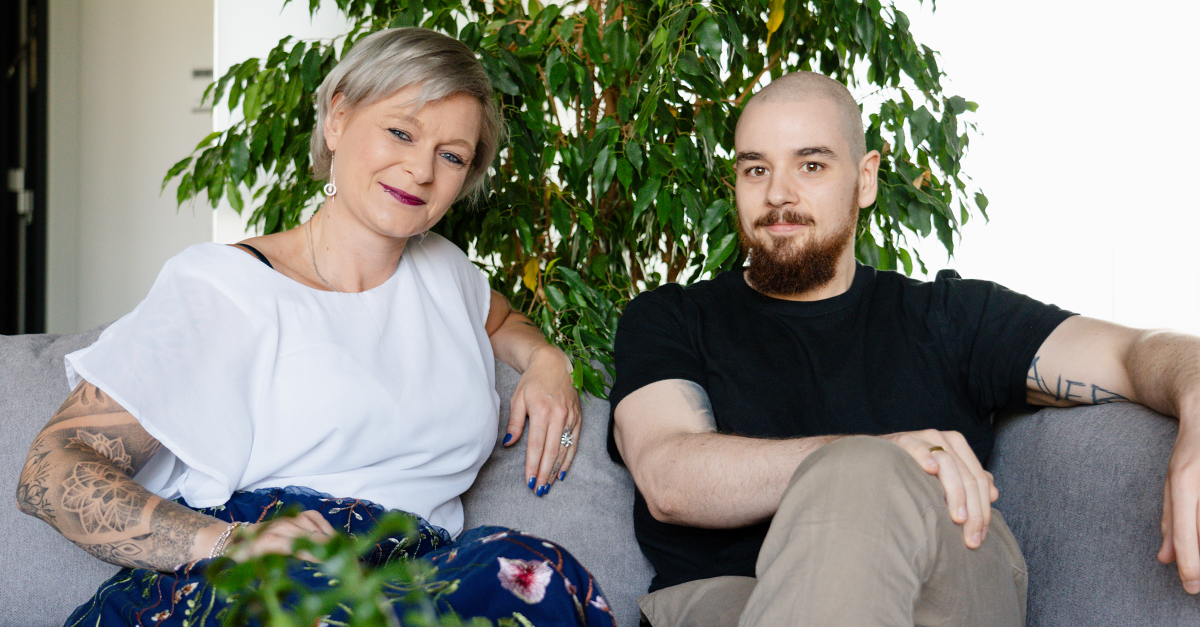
[639,436,1027,627]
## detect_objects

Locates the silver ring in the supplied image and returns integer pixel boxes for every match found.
[560,429,573,448]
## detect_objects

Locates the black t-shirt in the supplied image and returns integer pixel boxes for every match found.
[607,264,1074,592]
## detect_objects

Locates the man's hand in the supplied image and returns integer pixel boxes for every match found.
[504,346,581,496]
[1159,420,1200,594]
[881,429,998,549]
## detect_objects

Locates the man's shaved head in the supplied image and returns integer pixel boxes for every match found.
[739,72,866,162]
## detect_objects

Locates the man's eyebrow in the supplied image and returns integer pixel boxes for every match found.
[734,151,765,164]
[794,146,837,159]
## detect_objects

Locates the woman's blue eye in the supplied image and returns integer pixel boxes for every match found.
[389,128,411,141]
[441,152,465,166]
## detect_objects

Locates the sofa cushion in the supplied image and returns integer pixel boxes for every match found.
[463,361,652,627]
[1,327,119,627]
[993,403,1200,626]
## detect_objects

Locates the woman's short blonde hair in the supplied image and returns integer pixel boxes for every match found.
[310,27,503,202]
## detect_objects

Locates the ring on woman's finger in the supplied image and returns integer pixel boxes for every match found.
[929,446,945,453]
[560,428,573,448]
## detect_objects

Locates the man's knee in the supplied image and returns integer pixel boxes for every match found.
[783,435,941,511]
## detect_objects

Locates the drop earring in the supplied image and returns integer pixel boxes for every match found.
[323,155,337,197]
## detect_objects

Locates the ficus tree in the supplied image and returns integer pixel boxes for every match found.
[167,0,984,398]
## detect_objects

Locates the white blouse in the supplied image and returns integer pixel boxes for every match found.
[66,234,499,536]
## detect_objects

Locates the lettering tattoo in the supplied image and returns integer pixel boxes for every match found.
[1027,356,1131,405]
[679,381,718,431]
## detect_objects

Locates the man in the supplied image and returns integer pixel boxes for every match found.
[608,71,1200,626]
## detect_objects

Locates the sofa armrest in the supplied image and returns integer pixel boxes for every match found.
[992,403,1200,625]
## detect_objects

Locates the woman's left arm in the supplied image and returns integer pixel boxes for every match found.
[485,290,581,496]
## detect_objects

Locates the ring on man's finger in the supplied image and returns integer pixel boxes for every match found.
[929,446,945,453]
[560,428,573,448]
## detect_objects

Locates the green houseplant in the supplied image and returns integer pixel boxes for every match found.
[167,0,985,401]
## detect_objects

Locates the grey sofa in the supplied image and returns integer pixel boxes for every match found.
[2,327,1199,626]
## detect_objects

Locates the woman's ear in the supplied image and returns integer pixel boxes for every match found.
[324,93,349,153]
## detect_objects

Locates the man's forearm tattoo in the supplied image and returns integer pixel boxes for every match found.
[1027,356,1131,404]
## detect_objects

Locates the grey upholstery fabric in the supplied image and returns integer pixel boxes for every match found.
[993,403,1200,626]
[8,327,1200,626]
[463,361,651,627]
[1,327,118,626]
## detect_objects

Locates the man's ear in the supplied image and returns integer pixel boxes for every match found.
[856,150,881,208]
[324,93,349,153]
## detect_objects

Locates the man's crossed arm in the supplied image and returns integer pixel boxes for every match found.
[612,380,999,549]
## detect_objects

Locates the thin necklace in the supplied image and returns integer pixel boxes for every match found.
[306,218,342,293]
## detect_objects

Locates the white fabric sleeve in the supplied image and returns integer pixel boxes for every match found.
[65,251,270,505]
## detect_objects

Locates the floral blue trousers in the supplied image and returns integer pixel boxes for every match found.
[64,487,615,627]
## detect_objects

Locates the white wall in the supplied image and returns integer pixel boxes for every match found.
[898,0,1200,334]
[45,0,214,332]
[45,0,82,333]
[212,0,349,244]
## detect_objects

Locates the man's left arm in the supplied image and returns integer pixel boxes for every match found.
[1028,315,1200,593]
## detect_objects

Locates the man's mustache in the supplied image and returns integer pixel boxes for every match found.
[753,209,814,228]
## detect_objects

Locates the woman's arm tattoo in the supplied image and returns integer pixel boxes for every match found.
[17,382,218,571]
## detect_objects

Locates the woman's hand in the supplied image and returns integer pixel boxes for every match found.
[504,346,582,496]
[229,510,337,563]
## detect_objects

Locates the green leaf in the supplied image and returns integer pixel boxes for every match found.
[226,180,244,214]
[974,191,989,217]
[626,143,643,174]
[194,131,222,151]
[946,95,969,116]
[229,139,251,183]
[697,18,722,58]
[633,176,661,220]
[242,81,262,120]
[300,47,324,92]
[544,284,568,310]
[703,233,738,273]
[616,159,633,190]
[700,199,727,234]
[286,40,306,70]
[163,156,192,191]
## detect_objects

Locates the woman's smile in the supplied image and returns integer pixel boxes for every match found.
[381,183,426,206]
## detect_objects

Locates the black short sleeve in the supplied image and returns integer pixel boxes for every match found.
[931,270,1075,416]
[607,286,706,463]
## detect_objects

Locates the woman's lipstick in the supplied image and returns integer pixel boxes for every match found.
[381,183,426,206]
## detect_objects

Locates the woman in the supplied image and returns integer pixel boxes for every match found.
[16,27,612,625]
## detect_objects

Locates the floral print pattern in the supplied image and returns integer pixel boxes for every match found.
[497,558,554,604]
[64,486,615,627]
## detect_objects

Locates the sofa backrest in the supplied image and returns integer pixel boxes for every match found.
[1,328,120,625]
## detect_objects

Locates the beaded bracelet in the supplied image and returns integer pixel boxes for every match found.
[209,521,248,559]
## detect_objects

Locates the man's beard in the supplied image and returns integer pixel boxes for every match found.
[738,199,857,297]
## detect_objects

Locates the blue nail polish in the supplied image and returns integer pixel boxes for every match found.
[544,484,552,495]
[528,477,536,490]
[502,433,513,445]
[535,485,544,497]
[559,470,567,481]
